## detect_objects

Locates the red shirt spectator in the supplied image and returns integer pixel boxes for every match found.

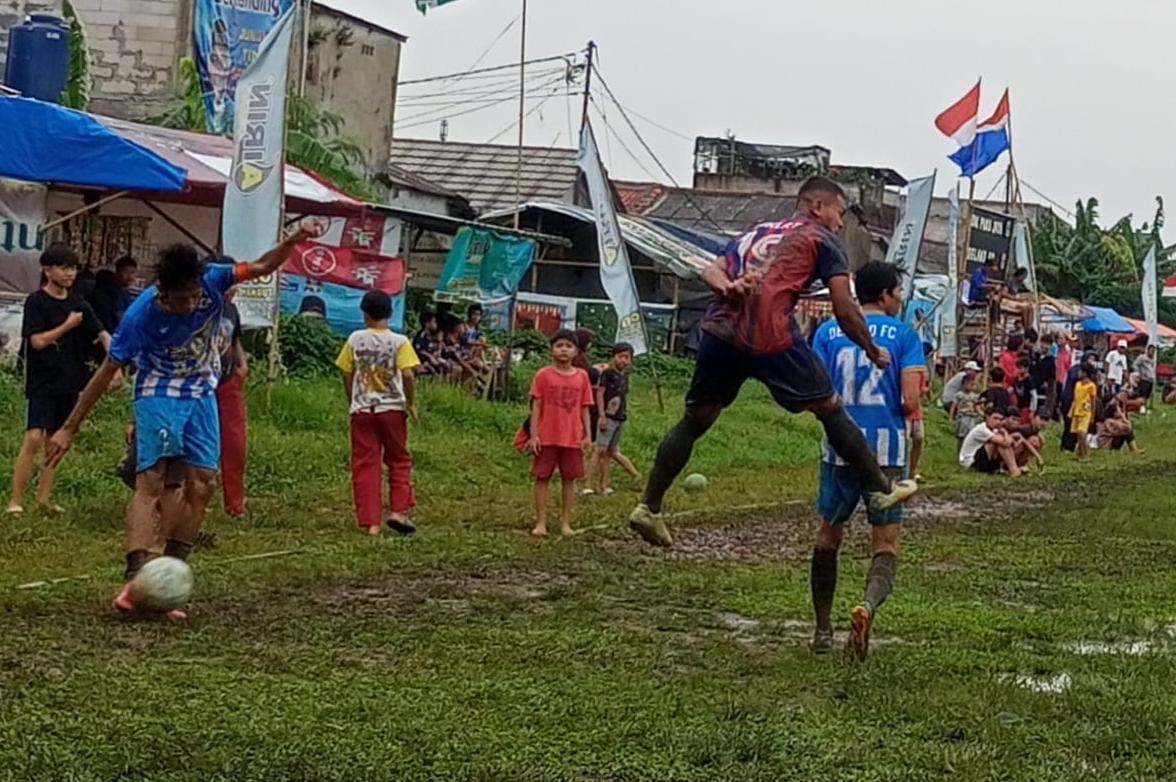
[530,366,595,448]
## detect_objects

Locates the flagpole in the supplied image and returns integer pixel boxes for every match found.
[513,0,526,232]
[578,48,663,412]
[501,0,527,402]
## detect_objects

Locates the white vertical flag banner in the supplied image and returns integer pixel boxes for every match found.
[1142,242,1158,346]
[222,7,296,329]
[578,121,647,355]
[940,183,960,358]
[885,171,936,303]
[1012,222,1035,292]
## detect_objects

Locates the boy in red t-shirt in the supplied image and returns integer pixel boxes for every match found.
[527,329,594,537]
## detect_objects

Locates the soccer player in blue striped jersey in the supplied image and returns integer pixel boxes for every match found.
[810,261,926,661]
[46,224,320,617]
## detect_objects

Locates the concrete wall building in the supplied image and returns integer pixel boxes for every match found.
[296,2,403,173]
[0,0,402,172]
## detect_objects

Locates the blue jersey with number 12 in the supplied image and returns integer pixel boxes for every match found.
[812,313,925,467]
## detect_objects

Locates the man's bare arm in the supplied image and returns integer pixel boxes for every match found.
[827,276,887,369]
[900,369,924,418]
[238,225,321,281]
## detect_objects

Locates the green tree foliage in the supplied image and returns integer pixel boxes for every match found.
[59,0,91,110]
[1031,197,1175,325]
[148,56,207,130]
[146,58,378,201]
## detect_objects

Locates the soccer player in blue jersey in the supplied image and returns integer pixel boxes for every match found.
[45,225,320,617]
[810,261,926,661]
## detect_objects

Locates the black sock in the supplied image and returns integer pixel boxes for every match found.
[818,406,890,494]
[864,552,898,615]
[642,413,715,513]
[164,538,194,562]
[810,548,839,632]
[124,549,151,581]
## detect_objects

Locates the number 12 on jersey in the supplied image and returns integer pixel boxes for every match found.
[834,347,884,406]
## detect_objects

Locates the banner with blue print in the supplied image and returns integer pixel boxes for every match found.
[281,274,406,336]
[194,0,296,134]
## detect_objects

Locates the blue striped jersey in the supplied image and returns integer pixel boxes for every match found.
[811,313,925,467]
[109,263,242,399]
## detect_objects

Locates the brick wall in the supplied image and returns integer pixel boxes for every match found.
[0,0,187,118]
[0,0,61,66]
[72,0,189,117]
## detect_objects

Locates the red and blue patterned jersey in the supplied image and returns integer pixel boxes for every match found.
[701,216,849,354]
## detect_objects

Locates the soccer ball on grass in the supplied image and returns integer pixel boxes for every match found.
[131,556,194,613]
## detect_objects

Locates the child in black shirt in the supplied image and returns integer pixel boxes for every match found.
[586,343,640,495]
[7,245,110,514]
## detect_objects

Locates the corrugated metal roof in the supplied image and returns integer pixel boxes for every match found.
[387,138,579,215]
[481,201,713,279]
[646,189,799,236]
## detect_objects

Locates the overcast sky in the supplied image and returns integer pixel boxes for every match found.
[328,0,1172,236]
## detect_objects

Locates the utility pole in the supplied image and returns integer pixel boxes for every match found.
[579,40,595,129]
[513,0,527,231]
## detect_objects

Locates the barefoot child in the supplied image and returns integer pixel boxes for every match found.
[8,244,111,515]
[337,291,421,536]
[527,329,594,537]
[590,342,638,495]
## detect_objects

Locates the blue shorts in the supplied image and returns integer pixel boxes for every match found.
[133,395,221,473]
[817,462,905,527]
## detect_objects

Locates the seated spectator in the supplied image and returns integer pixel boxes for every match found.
[950,374,982,448]
[1000,269,1035,330]
[412,311,451,377]
[1097,396,1142,453]
[968,259,1000,306]
[941,361,982,411]
[981,367,1013,413]
[440,323,475,383]
[462,304,487,359]
[1164,375,1176,405]
[959,410,1027,477]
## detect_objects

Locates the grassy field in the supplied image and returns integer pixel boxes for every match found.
[3,366,1176,781]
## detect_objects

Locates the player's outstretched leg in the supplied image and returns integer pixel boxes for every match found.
[630,405,720,547]
[809,396,917,512]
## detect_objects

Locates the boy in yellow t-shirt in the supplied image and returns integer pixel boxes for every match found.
[336,291,421,536]
[1069,365,1097,461]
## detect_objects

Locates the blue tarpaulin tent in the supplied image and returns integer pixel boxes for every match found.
[0,97,186,192]
[1079,305,1138,334]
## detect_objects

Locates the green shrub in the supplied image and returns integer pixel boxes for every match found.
[278,315,343,378]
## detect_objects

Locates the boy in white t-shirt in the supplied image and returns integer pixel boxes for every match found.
[336,291,421,536]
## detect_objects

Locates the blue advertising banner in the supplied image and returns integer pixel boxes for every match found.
[194,0,296,134]
[435,227,535,303]
[281,274,406,336]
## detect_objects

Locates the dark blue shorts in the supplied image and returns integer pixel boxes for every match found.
[686,331,834,413]
[817,462,905,526]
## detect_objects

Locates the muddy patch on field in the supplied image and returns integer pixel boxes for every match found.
[608,487,1058,563]
[664,515,814,563]
[316,570,577,617]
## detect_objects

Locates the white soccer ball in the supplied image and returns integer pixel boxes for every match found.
[131,556,194,613]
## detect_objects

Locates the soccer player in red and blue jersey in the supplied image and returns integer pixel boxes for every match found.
[629,177,917,547]
[810,261,925,661]
[46,225,320,617]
